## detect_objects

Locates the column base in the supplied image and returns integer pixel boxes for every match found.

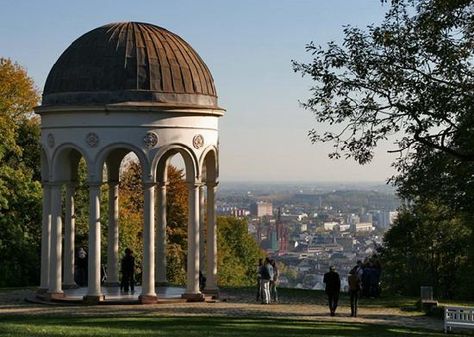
[37,287,49,294]
[46,292,65,300]
[103,281,120,287]
[62,283,79,289]
[83,295,105,304]
[139,294,158,304]
[155,281,169,287]
[181,293,205,302]
[203,288,219,299]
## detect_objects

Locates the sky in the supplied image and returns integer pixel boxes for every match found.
[0,0,400,183]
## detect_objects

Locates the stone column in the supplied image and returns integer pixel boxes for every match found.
[206,182,218,296]
[63,183,76,288]
[182,182,203,300]
[140,182,157,303]
[84,183,103,302]
[156,182,168,285]
[199,185,206,275]
[39,183,51,293]
[48,183,64,298]
[106,181,120,286]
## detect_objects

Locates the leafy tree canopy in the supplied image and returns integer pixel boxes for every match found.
[0,58,41,286]
[217,216,265,286]
[0,58,39,160]
[293,0,474,164]
[379,201,473,299]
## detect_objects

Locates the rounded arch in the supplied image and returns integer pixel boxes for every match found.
[199,145,218,183]
[152,143,199,183]
[94,143,149,183]
[51,143,90,182]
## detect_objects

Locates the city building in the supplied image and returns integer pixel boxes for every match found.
[250,201,273,217]
[354,222,374,232]
[323,221,339,231]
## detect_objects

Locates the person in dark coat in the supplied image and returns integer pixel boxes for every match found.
[121,248,135,293]
[76,247,88,287]
[323,265,341,316]
[199,270,207,292]
[270,259,279,303]
[259,257,273,304]
[348,268,361,317]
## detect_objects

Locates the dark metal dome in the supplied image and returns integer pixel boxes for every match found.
[42,22,218,108]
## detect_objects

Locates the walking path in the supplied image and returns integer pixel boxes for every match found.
[0,289,442,332]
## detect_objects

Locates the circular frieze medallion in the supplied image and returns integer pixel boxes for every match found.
[143,132,159,148]
[47,133,55,148]
[86,132,99,147]
[193,134,204,149]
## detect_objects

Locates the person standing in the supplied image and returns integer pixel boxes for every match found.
[354,260,364,280]
[270,259,279,303]
[76,247,87,287]
[260,257,273,304]
[199,270,207,292]
[348,269,361,317]
[323,265,341,316]
[121,248,135,293]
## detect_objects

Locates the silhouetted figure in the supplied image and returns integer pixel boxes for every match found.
[354,260,364,280]
[323,266,341,316]
[270,259,279,302]
[361,262,371,298]
[364,262,378,298]
[348,269,361,317]
[199,270,207,291]
[121,248,135,293]
[76,247,87,287]
[373,261,382,298]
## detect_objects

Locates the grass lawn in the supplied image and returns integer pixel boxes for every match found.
[223,286,419,308]
[0,315,463,337]
[1,287,472,337]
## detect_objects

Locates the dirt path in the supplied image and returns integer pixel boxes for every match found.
[0,289,443,332]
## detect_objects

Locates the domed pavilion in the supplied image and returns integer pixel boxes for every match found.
[35,22,224,303]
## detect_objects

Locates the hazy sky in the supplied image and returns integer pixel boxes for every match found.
[0,0,400,182]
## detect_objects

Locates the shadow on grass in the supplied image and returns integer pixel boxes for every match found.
[0,315,460,337]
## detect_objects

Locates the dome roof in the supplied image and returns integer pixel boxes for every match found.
[42,22,219,109]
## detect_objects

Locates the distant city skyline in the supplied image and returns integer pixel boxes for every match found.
[1,0,398,182]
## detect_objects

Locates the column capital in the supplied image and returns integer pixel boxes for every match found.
[87,181,102,188]
[49,182,63,188]
[157,181,169,188]
[42,181,52,188]
[143,181,156,189]
[186,182,204,189]
[206,181,219,188]
[66,182,79,189]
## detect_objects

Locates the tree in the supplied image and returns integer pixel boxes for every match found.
[392,146,474,213]
[117,161,189,284]
[118,161,144,268]
[292,0,474,164]
[379,201,472,299]
[217,216,265,286]
[0,58,41,286]
[0,58,39,161]
[165,166,188,284]
[115,162,266,286]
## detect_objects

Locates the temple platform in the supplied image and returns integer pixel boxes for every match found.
[29,286,197,305]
